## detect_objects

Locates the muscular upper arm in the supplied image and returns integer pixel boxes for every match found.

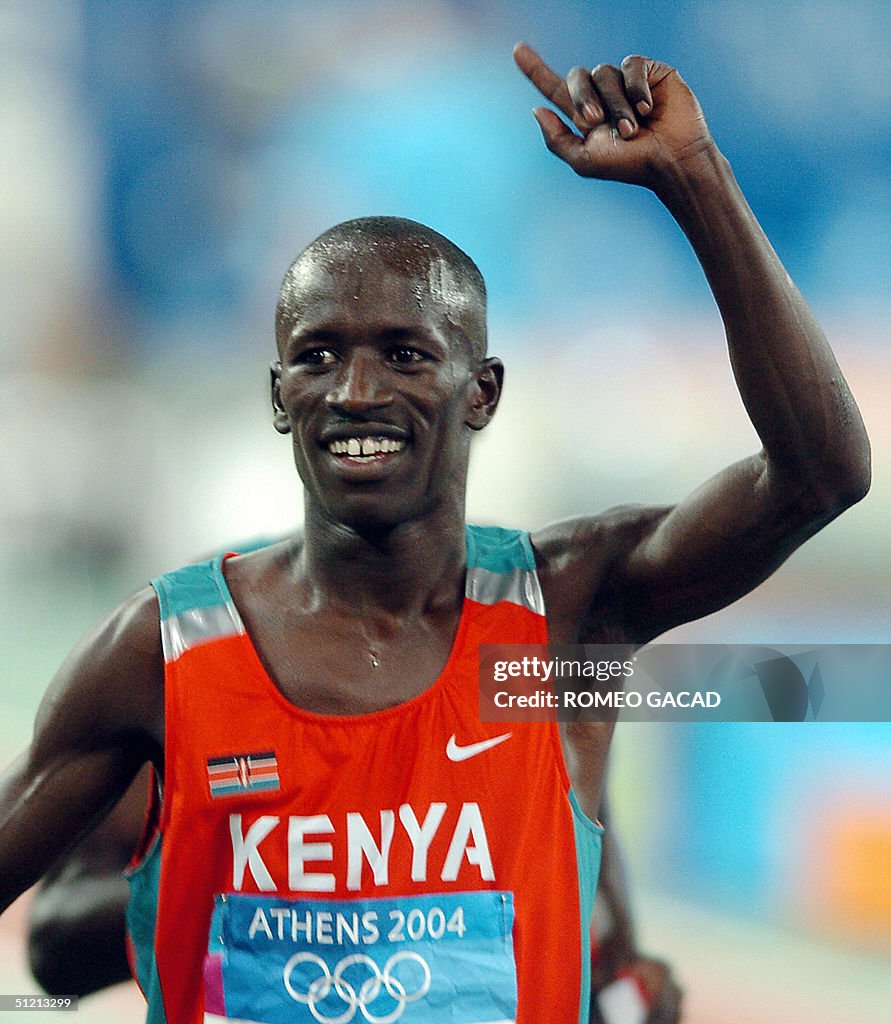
[616,450,850,638]
[0,588,163,913]
[536,449,849,645]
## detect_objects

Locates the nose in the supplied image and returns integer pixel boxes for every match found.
[324,350,394,416]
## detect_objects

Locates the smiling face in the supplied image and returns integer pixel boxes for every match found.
[272,225,501,533]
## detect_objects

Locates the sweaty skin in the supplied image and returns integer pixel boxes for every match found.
[1,42,870,1024]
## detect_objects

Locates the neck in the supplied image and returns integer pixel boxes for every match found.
[298,501,468,617]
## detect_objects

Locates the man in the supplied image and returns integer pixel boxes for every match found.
[0,42,870,1024]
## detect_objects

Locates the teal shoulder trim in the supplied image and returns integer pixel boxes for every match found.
[568,789,604,1024]
[125,835,168,1024]
[464,524,545,615]
[151,556,243,663]
[151,558,229,621]
[465,524,536,573]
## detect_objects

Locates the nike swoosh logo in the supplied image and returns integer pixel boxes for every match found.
[446,732,512,762]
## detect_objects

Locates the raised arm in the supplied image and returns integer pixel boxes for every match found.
[0,589,163,917]
[517,44,871,641]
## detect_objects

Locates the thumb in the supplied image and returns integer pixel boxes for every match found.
[532,107,587,169]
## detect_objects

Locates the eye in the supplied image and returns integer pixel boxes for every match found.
[388,346,426,366]
[295,347,338,367]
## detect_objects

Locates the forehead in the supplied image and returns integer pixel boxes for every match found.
[277,243,481,346]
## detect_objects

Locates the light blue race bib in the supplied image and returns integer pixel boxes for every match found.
[204,891,517,1024]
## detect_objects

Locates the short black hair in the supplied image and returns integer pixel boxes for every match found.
[276,217,487,361]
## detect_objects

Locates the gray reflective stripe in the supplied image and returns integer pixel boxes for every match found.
[465,566,545,615]
[160,604,244,663]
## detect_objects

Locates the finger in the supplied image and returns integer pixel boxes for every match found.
[591,62,639,139]
[620,54,655,117]
[532,107,588,171]
[513,42,575,121]
[567,65,605,131]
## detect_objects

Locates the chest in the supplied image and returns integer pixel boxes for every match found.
[241,602,462,715]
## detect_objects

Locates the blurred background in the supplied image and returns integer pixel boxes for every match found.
[1,1,888,1021]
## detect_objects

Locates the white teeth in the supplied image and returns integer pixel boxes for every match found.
[328,437,406,457]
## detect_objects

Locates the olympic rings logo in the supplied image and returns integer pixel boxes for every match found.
[282,950,432,1024]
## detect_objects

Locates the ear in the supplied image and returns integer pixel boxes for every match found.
[270,361,291,435]
[465,357,504,431]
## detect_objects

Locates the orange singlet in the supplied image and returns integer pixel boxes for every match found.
[127,525,602,1024]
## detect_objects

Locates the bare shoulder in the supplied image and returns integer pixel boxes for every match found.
[59,585,161,686]
[531,504,670,643]
[34,585,165,757]
[0,589,164,913]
